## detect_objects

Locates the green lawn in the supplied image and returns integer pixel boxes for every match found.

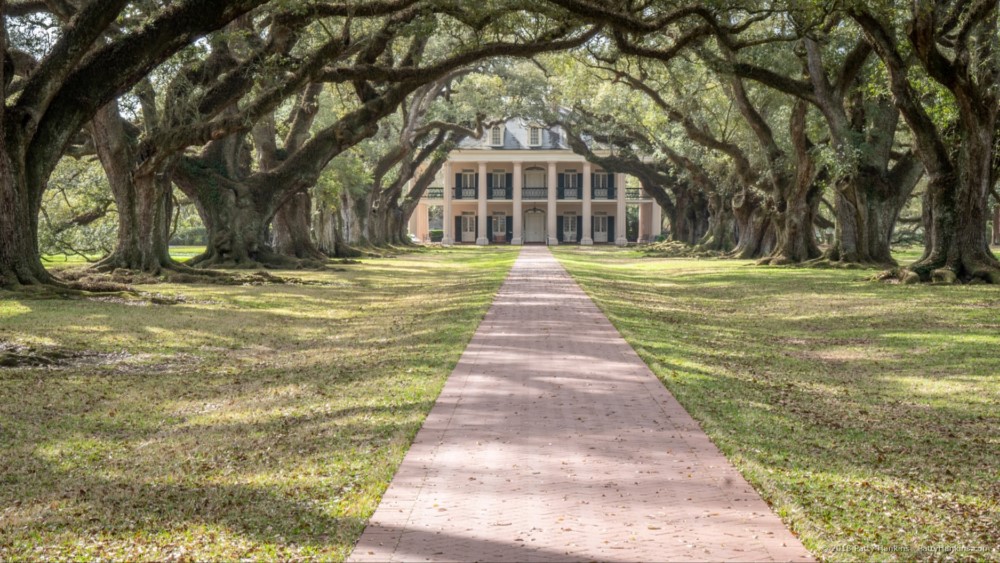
[552,246,999,561]
[0,247,518,561]
[42,246,207,267]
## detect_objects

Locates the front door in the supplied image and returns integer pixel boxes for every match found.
[594,216,608,243]
[493,214,507,242]
[563,215,577,243]
[524,212,545,243]
[461,214,476,243]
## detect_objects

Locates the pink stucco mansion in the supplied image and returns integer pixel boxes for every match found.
[408,119,663,245]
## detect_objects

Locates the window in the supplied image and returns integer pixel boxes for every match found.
[529,126,541,147]
[565,169,578,188]
[461,170,475,188]
[492,171,506,187]
[490,126,502,146]
[594,172,609,189]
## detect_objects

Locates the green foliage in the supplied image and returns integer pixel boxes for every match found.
[39,158,117,262]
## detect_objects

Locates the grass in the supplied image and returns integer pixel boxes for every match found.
[42,246,208,267]
[0,246,518,561]
[551,246,999,561]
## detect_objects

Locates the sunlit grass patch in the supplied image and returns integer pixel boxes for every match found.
[552,246,999,561]
[0,246,517,561]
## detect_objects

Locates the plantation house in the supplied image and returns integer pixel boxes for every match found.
[408,119,662,245]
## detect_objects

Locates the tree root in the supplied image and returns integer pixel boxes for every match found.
[872,263,1000,285]
[641,241,726,259]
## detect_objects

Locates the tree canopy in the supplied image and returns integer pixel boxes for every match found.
[2,0,998,288]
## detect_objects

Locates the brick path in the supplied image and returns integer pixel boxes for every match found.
[349,247,812,562]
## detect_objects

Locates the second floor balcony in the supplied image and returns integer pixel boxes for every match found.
[522,187,548,200]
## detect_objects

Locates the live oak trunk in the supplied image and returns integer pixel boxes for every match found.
[993,204,1000,246]
[665,184,710,245]
[697,192,736,252]
[271,192,326,260]
[912,125,1000,283]
[173,158,288,268]
[0,149,55,288]
[89,104,183,273]
[730,191,775,259]
[826,166,917,266]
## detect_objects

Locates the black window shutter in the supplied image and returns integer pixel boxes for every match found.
[608,216,615,242]
[455,173,463,198]
[557,216,564,242]
[576,216,583,243]
[455,216,462,240]
[506,173,513,198]
[506,215,513,242]
[577,173,583,190]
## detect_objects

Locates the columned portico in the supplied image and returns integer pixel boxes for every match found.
[547,162,558,245]
[615,172,628,246]
[476,162,489,245]
[512,162,523,245]
[581,162,593,245]
[442,162,454,245]
[416,119,643,248]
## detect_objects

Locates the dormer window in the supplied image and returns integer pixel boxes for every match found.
[529,126,541,147]
[490,126,503,146]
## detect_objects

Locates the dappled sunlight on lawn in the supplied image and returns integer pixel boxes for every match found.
[552,246,1000,560]
[0,247,517,561]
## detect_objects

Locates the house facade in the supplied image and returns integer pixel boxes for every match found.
[408,119,662,245]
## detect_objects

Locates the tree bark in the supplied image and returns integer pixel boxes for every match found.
[0,147,55,287]
[992,203,1000,246]
[89,103,184,273]
[912,125,999,282]
[271,192,326,260]
[697,192,736,252]
[730,190,775,259]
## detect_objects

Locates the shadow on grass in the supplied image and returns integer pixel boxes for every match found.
[553,246,1000,556]
[0,247,518,560]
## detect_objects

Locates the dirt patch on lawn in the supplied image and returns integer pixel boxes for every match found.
[0,341,132,369]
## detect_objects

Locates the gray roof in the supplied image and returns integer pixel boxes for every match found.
[459,118,570,150]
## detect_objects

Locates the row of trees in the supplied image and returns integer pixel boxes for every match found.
[2,0,998,289]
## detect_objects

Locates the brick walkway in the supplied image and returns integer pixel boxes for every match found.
[349,247,812,562]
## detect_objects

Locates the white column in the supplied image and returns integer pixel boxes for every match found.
[477,162,489,245]
[581,162,593,245]
[512,162,523,245]
[547,161,558,245]
[442,162,454,245]
[652,199,663,242]
[638,202,651,243]
[417,203,429,242]
[408,202,420,240]
[615,172,628,246]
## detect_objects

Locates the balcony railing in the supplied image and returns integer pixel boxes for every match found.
[522,187,548,200]
[559,187,580,200]
[426,187,444,199]
[626,188,644,200]
[489,187,511,200]
[453,187,478,199]
[592,187,616,200]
